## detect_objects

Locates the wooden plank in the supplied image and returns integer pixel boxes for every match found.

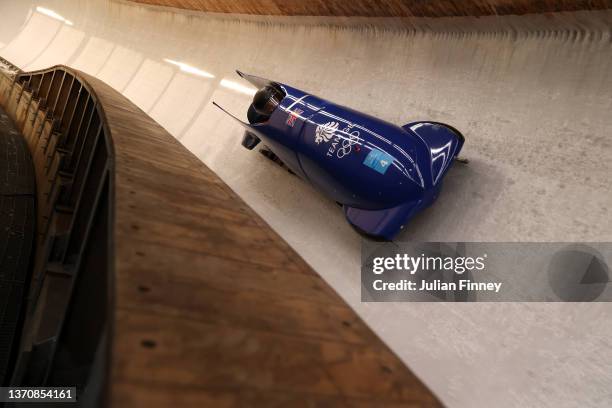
[116,239,339,301]
[115,271,376,345]
[112,310,439,405]
[130,0,612,17]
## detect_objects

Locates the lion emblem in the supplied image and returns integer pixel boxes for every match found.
[315,121,339,144]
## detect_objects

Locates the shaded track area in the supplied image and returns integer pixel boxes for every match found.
[0,106,35,386]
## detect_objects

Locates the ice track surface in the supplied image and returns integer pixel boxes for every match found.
[1,1,612,406]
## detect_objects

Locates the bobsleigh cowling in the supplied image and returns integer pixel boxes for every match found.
[215,71,465,240]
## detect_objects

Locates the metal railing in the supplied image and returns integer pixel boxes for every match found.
[0,63,113,405]
[0,55,22,77]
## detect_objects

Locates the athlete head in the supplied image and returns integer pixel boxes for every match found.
[254,85,281,115]
[247,84,283,123]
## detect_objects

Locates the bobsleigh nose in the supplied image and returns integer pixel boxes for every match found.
[403,121,464,186]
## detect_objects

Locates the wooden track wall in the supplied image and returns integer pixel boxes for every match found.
[0,63,441,407]
[129,0,612,17]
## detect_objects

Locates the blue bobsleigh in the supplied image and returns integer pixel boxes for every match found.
[215,71,465,240]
